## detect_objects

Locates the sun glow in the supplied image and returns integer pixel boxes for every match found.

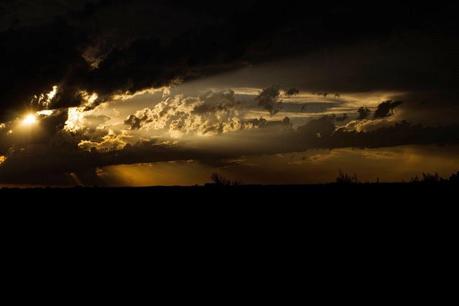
[21,113,38,126]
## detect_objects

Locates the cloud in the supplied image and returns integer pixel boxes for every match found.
[297,116,336,139]
[124,90,262,137]
[2,1,458,121]
[78,130,132,152]
[0,0,268,117]
[3,111,459,186]
[297,118,459,150]
[286,88,300,96]
[373,100,403,119]
[2,79,459,187]
[255,86,283,116]
[357,107,371,120]
[389,92,459,126]
[340,119,395,133]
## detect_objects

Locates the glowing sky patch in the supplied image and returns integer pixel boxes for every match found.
[64,107,85,132]
[21,113,38,127]
[97,145,459,186]
[47,85,58,101]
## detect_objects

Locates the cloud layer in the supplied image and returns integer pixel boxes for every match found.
[2,1,458,119]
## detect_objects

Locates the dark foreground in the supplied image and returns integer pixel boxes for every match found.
[1,183,458,203]
[2,183,457,239]
[2,183,456,261]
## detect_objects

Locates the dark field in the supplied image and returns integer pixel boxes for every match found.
[2,183,457,203]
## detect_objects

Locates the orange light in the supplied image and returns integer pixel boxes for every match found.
[21,114,38,126]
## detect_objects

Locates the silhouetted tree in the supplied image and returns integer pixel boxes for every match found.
[209,173,240,187]
[449,172,459,183]
[410,173,444,184]
[336,171,359,184]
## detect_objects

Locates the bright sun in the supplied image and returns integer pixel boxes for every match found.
[21,114,38,126]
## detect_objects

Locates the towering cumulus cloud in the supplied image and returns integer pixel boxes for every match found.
[124,90,256,137]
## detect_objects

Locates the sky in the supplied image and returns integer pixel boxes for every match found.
[1,1,459,186]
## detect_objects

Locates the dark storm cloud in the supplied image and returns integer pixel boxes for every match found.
[373,101,403,119]
[300,116,459,150]
[0,136,242,185]
[255,86,282,116]
[0,18,86,118]
[392,91,459,126]
[2,1,458,120]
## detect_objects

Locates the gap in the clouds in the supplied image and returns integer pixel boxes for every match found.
[71,83,401,144]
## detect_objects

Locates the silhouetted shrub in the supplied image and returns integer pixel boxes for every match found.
[449,172,459,184]
[410,173,444,184]
[336,171,359,184]
[209,173,240,187]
